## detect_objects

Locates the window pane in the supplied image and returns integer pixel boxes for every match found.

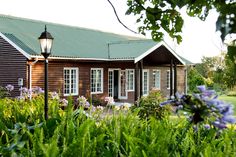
[64,68,78,95]
[153,70,160,89]
[91,69,102,93]
[127,70,134,90]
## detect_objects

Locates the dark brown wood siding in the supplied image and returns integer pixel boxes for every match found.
[31,60,135,102]
[31,60,186,103]
[0,36,27,97]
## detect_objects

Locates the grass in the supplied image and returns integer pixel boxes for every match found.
[219,95,236,113]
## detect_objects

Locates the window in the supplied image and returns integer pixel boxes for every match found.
[153,70,161,89]
[64,68,78,96]
[167,70,174,89]
[91,68,103,93]
[126,69,134,91]
[143,69,149,96]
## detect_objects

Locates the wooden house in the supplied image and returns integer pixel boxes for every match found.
[0,15,191,103]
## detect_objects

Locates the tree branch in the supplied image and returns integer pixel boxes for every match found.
[106,0,138,34]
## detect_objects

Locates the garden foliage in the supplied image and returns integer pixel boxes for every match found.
[132,90,171,120]
[0,86,236,156]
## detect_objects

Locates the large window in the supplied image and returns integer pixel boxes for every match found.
[91,68,103,93]
[64,68,78,96]
[153,70,161,90]
[167,70,174,89]
[126,69,134,91]
[143,69,149,96]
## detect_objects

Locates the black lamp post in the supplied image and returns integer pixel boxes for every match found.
[38,25,54,120]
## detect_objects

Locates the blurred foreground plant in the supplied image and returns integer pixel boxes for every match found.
[161,85,236,130]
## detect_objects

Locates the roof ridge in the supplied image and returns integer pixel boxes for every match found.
[0,14,142,39]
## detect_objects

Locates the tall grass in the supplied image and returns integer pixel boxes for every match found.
[1,96,236,156]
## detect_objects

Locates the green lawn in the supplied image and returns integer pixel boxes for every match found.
[219,95,236,113]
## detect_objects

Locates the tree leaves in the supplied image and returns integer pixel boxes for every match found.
[126,0,235,45]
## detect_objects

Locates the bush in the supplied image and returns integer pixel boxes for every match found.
[132,90,171,120]
[0,86,9,98]
[226,90,236,96]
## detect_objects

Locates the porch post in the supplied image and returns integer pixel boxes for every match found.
[170,59,173,98]
[135,62,140,102]
[174,62,177,97]
[140,60,143,97]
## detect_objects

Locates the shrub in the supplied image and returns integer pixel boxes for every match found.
[0,86,10,98]
[226,90,236,97]
[132,90,171,120]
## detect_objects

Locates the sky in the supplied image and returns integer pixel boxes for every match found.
[0,0,223,63]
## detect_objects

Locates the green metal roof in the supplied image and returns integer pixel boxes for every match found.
[109,40,156,59]
[0,14,192,64]
[0,14,153,59]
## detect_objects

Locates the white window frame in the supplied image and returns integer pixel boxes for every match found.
[91,68,103,94]
[126,69,135,91]
[167,70,174,89]
[63,67,79,96]
[119,70,127,99]
[153,69,161,90]
[108,69,114,97]
[142,69,149,96]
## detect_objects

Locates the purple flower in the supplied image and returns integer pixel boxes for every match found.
[5,84,14,92]
[222,115,236,123]
[33,87,44,94]
[19,87,28,94]
[197,85,206,92]
[202,90,215,97]
[212,121,227,129]
[204,124,211,130]
[160,99,174,107]
[85,101,90,108]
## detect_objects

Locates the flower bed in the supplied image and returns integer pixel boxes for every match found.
[0,85,236,156]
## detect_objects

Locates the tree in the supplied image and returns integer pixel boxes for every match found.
[187,66,205,93]
[195,55,224,78]
[126,0,235,43]
[223,53,236,88]
[126,0,236,66]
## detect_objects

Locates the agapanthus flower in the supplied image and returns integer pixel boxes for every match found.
[204,124,211,130]
[60,98,68,107]
[160,85,236,130]
[19,87,28,94]
[32,87,44,94]
[51,91,59,100]
[77,96,89,108]
[105,96,115,105]
[5,84,14,92]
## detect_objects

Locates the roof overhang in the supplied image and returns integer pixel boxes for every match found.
[0,32,32,59]
[30,55,134,62]
[134,41,186,65]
